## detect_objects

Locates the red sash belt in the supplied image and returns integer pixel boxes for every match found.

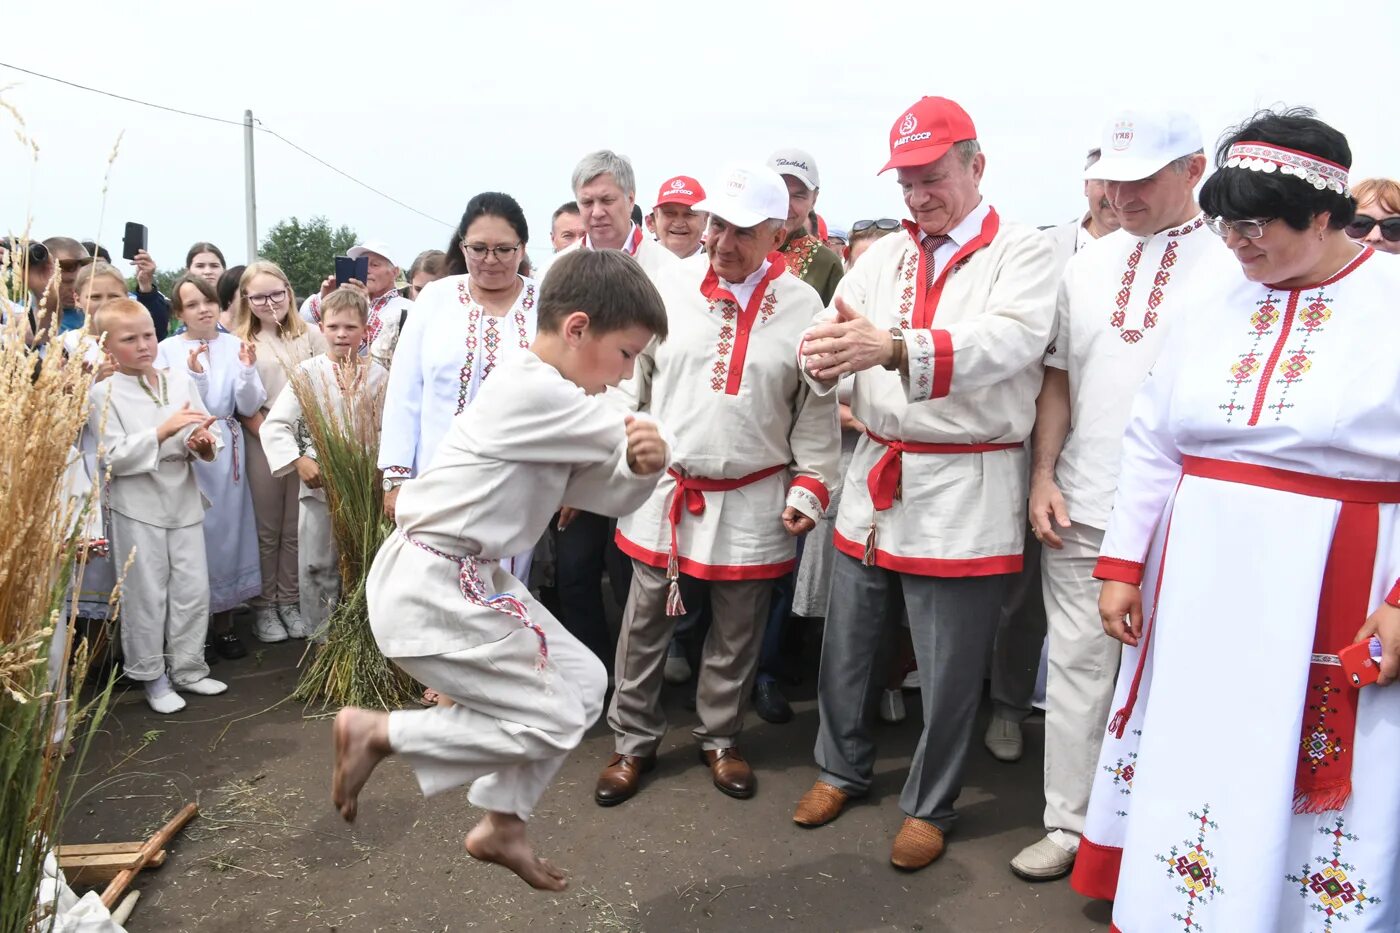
[663,463,786,615]
[1113,455,1400,814]
[861,431,1021,565]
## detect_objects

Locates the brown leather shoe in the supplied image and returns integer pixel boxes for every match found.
[890,817,946,870]
[699,747,755,799]
[792,781,849,827]
[594,753,655,807]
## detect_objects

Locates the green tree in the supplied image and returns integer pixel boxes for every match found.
[258,216,358,302]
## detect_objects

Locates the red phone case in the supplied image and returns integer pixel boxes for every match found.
[1339,640,1381,688]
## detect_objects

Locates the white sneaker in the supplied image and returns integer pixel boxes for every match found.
[878,688,906,723]
[1010,834,1077,881]
[254,608,287,643]
[984,715,1024,762]
[144,680,187,714]
[179,677,227,696]
[663,649,692,684]
[279,603,312,639]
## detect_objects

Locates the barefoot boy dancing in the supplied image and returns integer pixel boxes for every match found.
[332,249,670,890]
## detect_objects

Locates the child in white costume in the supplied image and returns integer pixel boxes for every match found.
[156,276,265,625]
[87,300,226,714]
[261,288,389,637]
[333,249,671,891]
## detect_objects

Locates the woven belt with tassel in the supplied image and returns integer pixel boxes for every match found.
[861,431,1021,564]
[663,464,787,616]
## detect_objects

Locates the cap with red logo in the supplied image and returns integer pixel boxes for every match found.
[654,176,706,210]
[880,97,978,174]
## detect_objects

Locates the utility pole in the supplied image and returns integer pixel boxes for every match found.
[243,109,258,262]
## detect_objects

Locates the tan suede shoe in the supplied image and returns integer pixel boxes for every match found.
[792,780,850,827]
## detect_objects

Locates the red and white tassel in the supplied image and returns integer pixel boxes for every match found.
[863,522,878,566]
[665,552,686,617]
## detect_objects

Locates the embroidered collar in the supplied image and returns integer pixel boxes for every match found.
[780,233,822,281]
[907,197,990,251]
[700,253,787,309]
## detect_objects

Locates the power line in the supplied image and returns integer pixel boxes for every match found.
[0,61,452,228]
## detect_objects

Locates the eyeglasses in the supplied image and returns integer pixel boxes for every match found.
[463,243,522,261]
[244,288,289,307]
[851,218,901,233]
[1344,215,1400,243]
[1205,216,1275,240]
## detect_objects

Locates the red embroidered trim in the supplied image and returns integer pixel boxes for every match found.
[780,234,821,281]
[700,256,788,395]
[930,329,953,399]
[898,209,1001,330]
[1069,836,1124,902]
[789,475,831,511]
[1094,556,1145,585]
[386,465,411,476]
[832,530,1023,577]
[454,280,534,415]
[1110,217,1203,344]
[1248,289,1300,426]
[615,530,796,581]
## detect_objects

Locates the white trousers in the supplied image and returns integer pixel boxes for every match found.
[1040,520,1116,839]
[110,514,210,684]
[386,598,606,822]
[298,497,339,636]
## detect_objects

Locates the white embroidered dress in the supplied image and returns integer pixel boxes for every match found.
[157,333,266,611]
[1071,248,1400,933]
[378,274,538,577]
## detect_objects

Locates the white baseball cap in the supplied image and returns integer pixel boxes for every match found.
[1088,110,1203,182]
[693,163,790,229]
[767,148,820,190]
[347,240,396,266]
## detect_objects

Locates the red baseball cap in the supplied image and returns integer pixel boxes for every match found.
[880,97,978,174]
[654,175,706,209]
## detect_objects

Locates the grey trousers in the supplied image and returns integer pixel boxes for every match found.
[110,514,210,684]
[989,534,1047,721]
[608,560,772,755]
[815,551,1011,831]
[298,497,339,636]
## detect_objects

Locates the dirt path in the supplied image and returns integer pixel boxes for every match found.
[66,639,1111,932]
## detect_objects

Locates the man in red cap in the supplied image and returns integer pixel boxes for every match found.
[793,96,1058,870]
[646,176,708,259]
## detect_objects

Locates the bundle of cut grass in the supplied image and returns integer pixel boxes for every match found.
[288,360,418,709]
[0,247,118,933]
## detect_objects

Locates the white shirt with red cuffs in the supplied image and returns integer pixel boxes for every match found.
[810,201,1059,577]
[612,253,840,581]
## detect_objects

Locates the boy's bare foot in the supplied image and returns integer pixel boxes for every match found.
[465,811,568,891]
[332,707,390,822]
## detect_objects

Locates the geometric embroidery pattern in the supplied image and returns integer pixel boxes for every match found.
[1155,805,1223,931]
[1299,675,1346,778]
[1111,216,1203,344]
[1105,750,1138,795]
[709,298,738,394]
[455,281,536,415]
[781,234,821,282]
[1264,291,1330,423]
[897,250,917,329]
[1285,818,1380,931]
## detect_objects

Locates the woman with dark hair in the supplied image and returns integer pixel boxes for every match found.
[378,192,539,581]
[1071,108,1400,930]
[217,264,247,332]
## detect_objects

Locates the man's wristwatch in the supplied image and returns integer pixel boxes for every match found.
[883,328,905,371]
[381,476,405,492]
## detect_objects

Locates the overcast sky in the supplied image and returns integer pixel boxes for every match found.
[3,0,1397,278]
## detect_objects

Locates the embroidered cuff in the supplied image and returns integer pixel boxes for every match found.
[905,328,934,402]
[385,464,412,477]
[1386,578,1400,609]
[1094,556,1145,586]
[787,476,830,521]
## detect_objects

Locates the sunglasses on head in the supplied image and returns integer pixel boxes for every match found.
[1344,215,1400,243]
[851,218,901,233]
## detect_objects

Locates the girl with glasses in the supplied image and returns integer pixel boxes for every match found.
[233,261,328,644]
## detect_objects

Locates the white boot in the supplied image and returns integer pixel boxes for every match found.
[279,603,311,639]
[254,607,287,643]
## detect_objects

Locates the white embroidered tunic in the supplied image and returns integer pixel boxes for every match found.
[614,254,840,580]
[377,275,537,478]
[817,202,1059,576]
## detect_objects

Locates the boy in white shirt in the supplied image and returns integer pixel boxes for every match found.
[261,288,390,637]
[331,250,670,892]
[88,299,225,714]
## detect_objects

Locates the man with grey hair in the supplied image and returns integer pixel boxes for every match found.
[595,163,839,807]
[1012,110,1232,883]
[1044,148,1123,268]
[540,150,678,280]
[794,96,1058,872]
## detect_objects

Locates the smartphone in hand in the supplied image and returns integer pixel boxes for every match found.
[335,255,369,287]
[122,222,148,261]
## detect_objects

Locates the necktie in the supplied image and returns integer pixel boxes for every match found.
[922,235,951,289]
